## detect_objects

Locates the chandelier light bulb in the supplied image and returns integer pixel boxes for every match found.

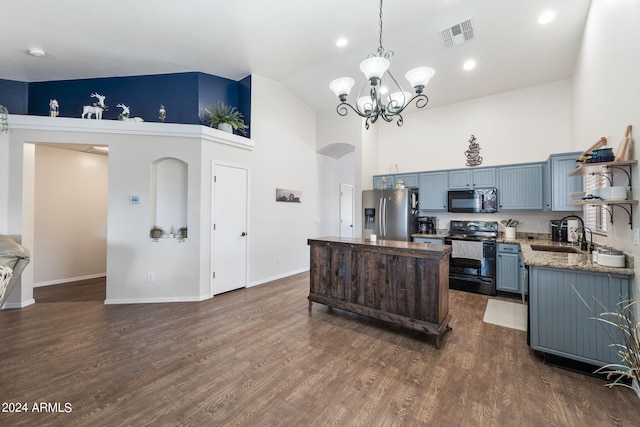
[389,91,410,113]
[329,77,355,101]
[357,96,373,114]
[360,57,390,83]
[405,67,435,93]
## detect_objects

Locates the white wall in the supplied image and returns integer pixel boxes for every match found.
[571,0,640,296]
[378,79,572,174]
[33,145,108,285]
[245,75,321,285]
[0,132,8,232]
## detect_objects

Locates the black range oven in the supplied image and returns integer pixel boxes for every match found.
[444,220,497,296]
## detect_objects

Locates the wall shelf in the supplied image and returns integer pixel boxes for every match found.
[569,200,637,228]
[568,160,637,187]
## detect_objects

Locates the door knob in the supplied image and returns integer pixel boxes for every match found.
[241,232,247,237]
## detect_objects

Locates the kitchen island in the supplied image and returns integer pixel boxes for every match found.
[308,237,452,349]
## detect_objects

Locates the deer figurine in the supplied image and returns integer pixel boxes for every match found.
[116,103,144,122]
[82,93,106,119]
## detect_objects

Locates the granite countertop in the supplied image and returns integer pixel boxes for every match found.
[411,233,446,239]
[500,237,635,276]
[309,237,452,254]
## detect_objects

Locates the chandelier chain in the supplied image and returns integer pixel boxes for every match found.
[377,0,384,56]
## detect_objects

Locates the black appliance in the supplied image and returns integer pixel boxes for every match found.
[444,220,498,296]
[418,216,437,234]
[550,219,568,242]
[448,189,498,213]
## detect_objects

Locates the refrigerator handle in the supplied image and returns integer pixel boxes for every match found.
[378,198,383,235]
[382,198,387,236]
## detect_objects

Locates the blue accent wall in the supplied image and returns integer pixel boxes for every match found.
[238,76,252,139]
[17,72,249,130]
[0,79,29,114]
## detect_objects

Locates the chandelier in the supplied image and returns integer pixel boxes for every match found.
[329,0,435,129]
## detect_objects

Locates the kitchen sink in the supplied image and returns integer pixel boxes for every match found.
[530,244,580,254]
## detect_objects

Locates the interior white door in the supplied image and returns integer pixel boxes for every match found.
[340,183,354,238]
[212,163,248,295]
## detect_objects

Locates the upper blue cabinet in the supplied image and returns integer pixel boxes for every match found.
[449,168,496,189]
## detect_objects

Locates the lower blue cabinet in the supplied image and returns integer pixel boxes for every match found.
[529,266,632,367]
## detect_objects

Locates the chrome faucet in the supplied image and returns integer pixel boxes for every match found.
[559,215,588,251]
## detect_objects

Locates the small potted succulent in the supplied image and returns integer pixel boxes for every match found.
[150,226,164,241]
[178,227,188,241]
[204,101,249,136]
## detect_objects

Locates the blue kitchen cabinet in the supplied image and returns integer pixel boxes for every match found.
[498,164,543,210]
[543,152,584,211]
[449,168,496,189]
[496,243,520,293]
[394,173,419,188]
[529,266,632,367]
[419,171,448,211]
[373,175,395,189]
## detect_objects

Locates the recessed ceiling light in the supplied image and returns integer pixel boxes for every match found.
[28,48,46,57]
[336,38,348,48]
[463,60,476,71]
[538,10,556,24]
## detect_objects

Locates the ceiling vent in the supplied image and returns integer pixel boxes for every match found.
[441,18,474,47]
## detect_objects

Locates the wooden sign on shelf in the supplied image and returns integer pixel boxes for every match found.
[615,125,632,161]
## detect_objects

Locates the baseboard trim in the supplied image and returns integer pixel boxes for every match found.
[248,268,309,288]
[2,298,36,309]
[34,273,107,287]
[104,294,212,305]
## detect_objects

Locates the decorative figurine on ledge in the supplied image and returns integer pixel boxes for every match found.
[159,104,166,122]
[82,93,107,119]
[49,99,59,117]
[116,103,144,122]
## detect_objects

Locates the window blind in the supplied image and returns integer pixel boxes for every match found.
[583,173,609,234]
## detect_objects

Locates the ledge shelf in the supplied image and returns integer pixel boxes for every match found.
[568,160,637,188]
[570,199,637,228]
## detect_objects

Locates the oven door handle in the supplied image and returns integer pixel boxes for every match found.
[449,273,495,284]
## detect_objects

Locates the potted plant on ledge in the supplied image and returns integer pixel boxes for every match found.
[204,101,249,136]
[150,226,164,241]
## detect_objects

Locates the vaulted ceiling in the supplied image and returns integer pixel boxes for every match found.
[1,0,591,112]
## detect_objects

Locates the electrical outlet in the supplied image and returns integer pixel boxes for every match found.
[539,220,546,228]
[277,256,283,264]
[147,272,155,282]
[634,227,639,246]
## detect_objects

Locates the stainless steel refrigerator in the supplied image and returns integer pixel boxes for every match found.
[362,189,419,241]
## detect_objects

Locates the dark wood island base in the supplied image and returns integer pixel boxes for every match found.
[308,237,452,349]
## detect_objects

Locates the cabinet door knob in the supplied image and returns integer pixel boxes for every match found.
[241,232,247,237]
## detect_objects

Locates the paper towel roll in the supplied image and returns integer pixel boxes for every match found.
[567,219,579,243]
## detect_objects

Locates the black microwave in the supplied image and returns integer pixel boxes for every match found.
[448,189,498,213]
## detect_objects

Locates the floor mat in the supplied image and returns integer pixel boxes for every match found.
[483,299,527,331]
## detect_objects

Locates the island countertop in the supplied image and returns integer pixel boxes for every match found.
[307,237,451,258]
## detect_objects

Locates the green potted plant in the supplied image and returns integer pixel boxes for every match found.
[150,226,164,241]
[204,101,249,136]
[178,227,188,241]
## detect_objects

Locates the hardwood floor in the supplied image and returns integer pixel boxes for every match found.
[2,273,639,426]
